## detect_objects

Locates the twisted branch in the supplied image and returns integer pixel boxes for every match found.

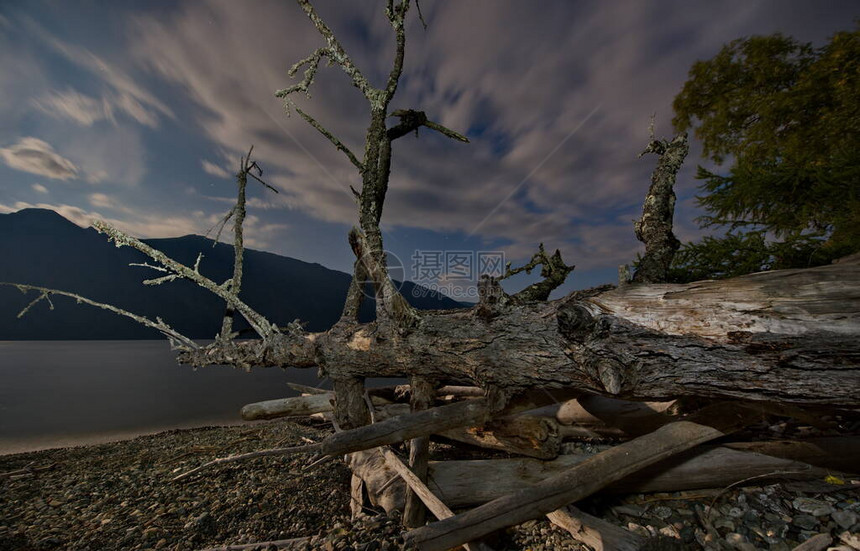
[291,0,375,104]
[387,109,469,143]
[1,283,197,350]
[92,220,278,340]
[501,243,575,302]
[292,105,363,171]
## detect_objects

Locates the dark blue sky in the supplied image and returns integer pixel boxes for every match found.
[0,0,855,298]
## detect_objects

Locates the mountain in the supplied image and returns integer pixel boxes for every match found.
[0,209,464,339]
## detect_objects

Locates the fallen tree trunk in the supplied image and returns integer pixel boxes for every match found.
[179,255,860,407]
[241,393,391,420]
[401,439,846,508]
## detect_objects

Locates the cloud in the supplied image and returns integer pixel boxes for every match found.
[0,137,78,180]
[126,0,856,270]
[22,17,174,129]
[32,183,49,194]
[88,192,118,209]
[201,160,231,179]
[60,125,147,186]
[33,89,109,126]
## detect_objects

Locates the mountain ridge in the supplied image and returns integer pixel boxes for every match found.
[0,208,463,339]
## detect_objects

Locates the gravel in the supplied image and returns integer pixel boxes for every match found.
[2,419,858,550]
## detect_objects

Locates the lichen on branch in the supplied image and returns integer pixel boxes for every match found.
[633,125,689,284]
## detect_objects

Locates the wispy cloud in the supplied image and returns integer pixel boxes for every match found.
[23,16,174,129]
[32,89,109,126]
[31,183,49,194]
[201,160,232,179]
[0,137,78,180]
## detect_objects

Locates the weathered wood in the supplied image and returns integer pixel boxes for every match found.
[404,376,434,528]
[179,257,860,407]
[350,473,367,519]
[632,131,687,284]
[334,377,371,429]
[723,437,860,474]
[791,533,832,551]
[241,393,391,421]
[547,504,646,551]
[591,253,860,341]
[438,386,486,397]
[286,382,330,395]
[381,448,494,551]
[405,403,755,550]
[533,395,674,436]
[437,414,562,459]
[174,398,494,481]
[374,403,563,458]
[349,449,404,514]
[425,442,833,507]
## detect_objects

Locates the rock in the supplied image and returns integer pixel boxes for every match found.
[626,522,650,538]
[714,517,736,532]
[679,526,695,543]
[742,510,759,525]
[658,525,679,538]
[192,512,216,535]
[792,514,819,531]
[792,498,833,517]
[832,510,858,529]
[652,506,673,520]
[612,504,646,517]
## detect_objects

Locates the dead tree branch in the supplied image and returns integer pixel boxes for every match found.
[92,221,278,340]
[632,125,688,283]
[219,146,277,340]
[501,243,575,302]
[292,105,363,171]
[0,283,197,350]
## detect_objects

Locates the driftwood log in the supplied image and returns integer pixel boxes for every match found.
[177,253,860,409]
[420,440,852,507]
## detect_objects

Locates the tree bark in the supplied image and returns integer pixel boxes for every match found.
[241,393,390,421]
[179,255,860,407]
[404,376,434,527]
[632,132,687,283]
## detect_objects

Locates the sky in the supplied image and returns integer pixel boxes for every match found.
[0,0,855,299]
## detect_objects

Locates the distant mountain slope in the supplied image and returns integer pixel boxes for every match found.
[0,209,463,339]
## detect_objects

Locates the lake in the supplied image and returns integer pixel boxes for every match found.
[0,340,327,454]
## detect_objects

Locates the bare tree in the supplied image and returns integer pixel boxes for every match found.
[3,1,858,548]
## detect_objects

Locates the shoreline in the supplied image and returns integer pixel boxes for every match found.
[0,418,261,457]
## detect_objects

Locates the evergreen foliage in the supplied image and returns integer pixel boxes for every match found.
[669,26,859,281]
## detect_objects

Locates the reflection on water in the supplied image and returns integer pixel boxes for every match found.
[0,340,324,454]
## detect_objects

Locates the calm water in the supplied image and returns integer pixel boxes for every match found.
[0,341,325,454]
